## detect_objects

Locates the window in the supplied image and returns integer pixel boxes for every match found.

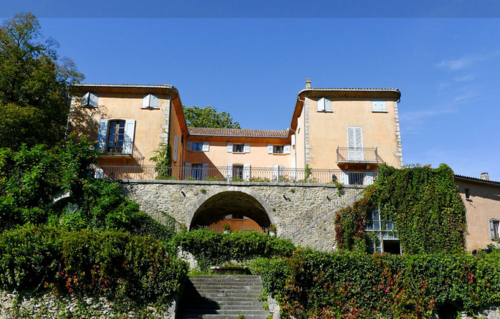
[273,145,284,154]
[142,94,159,108]
[372,100,387,112]
[366,207,400,254]
[81,92,98,107]
[191,164,203,180]
[490,219,500,240]
[348,172,364,185]
[192,142,203,151]
[233,165,244,179]
[317,98,332,112]
[233,144,244,153]
[107,120,125,154]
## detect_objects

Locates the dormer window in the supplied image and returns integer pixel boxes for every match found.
[81,92,98,108]
[142,94,159,109]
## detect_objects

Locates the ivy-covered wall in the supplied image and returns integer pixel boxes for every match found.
[335,164,467,254]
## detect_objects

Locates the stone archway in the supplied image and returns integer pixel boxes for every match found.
[189,191,271,229]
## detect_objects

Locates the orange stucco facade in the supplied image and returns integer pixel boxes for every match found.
[456,176,500,251]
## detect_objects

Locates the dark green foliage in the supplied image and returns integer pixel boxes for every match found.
[334,164,467,254]
[0,135,176,244]
[171,230,295,270]
[0,13,84,149]
[0,225,188,307]
[249,249,500,318]
[150,143,173,180]
[183,105,241,129]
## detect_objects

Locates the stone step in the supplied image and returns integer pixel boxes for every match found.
[178,276,270,319]
[179,315,268,319]
[182,309,269,318]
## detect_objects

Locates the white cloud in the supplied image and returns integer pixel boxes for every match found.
[453,74,476,82]
[436,51,499,71]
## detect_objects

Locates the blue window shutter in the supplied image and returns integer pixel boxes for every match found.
[202,163,209,180]
[186,141,193,151]
[97,119,109,152]
[184,162,192,179]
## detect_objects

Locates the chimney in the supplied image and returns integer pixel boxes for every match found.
[480,172,490,181]
[305,78,311,89]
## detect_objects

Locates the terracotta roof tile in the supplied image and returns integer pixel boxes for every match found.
[188,127,289,138]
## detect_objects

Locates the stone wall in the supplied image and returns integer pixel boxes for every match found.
[121,180,364,251]
[0,291,175,319]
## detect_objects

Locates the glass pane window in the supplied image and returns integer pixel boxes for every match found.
[107,121,125,154]
[366,207,400,254]
[349,172,364,185]
[192,143,203,151]
[233,165,244,179]
[191,164,203,180]
[233,144,244,153]
[273,145,284,154]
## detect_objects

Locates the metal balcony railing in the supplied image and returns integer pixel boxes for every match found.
[92,165,378,186]
[336,147,382,164]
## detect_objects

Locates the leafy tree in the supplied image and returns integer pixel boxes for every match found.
[0,13,84,150]
[183,105,241,128]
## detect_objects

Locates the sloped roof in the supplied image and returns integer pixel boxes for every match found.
[188,127,289,138]
[454,174,500,186]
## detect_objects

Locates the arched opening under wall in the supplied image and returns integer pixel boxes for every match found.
[189,191,271,232]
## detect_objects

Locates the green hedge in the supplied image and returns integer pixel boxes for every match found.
[0,226,188,308]
[249,249,500,318]
[172,230,295,270]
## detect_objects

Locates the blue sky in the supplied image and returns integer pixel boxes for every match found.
[11,16,500,180]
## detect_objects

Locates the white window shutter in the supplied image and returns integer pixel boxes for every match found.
[173,135,179,163]
[82,92,90,106]
[184,162,192,180]
[226,163,233,180]
[340,171,349,185]
[227,142,233,153]
[202,163,209,180]
[363,172,374,185]
[142,95,150,108]
[291,134,296,146]
[325,98,332,112]
[267,144,273,154]
[202,142,210,152]
[273,164,280,181]
[89,93,98,107]
[317,98,325,111]
[94,168,104,179]
[243,164,251,181]
[186,141,193,151]
[244,143,251,153]
[123,120,136,155]
[150,94,159,108]
[284,145,291,154]
[297,116,301,130]
[291,157,296,180]
[97,119,109,152]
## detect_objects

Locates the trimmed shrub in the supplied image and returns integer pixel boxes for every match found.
[0,226,188,307]
[249,249,500,318]
[172,230,295,270]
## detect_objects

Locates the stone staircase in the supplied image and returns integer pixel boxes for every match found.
[177,276,270,319]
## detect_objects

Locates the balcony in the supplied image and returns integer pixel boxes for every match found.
[92,165,378,186]
[336,147,383,167]
[98,141,135,159]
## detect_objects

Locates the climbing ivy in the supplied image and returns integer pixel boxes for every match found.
[335,164,467,254]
